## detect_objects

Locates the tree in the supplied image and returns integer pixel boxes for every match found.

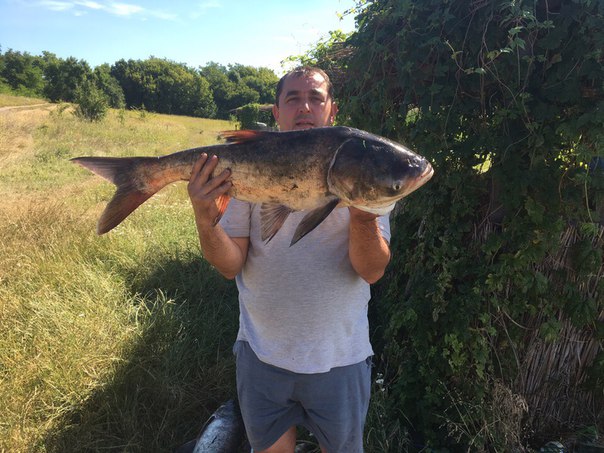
[111,57,216,117]
[241,66,279,104]
[199,62,233,118]
[42,53,92,102]
[200,62,278,118]
[0,48,45,96]
[93,64,125,109]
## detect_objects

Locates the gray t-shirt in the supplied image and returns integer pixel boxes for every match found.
[220,199,391,374]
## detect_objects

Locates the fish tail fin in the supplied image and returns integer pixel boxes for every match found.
[71,156,159,234]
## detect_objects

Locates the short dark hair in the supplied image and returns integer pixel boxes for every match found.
[275,66,334,106]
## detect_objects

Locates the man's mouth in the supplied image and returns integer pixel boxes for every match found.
[294,119,315,129]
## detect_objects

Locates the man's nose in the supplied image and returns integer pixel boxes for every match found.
[298,98,311,112]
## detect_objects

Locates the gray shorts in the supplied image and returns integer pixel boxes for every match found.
[233,341,372,453]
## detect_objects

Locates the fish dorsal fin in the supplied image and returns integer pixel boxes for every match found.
[260,203,295,243]
[290,198,340,246]
[213,194,231,225]
[220,130,267,144]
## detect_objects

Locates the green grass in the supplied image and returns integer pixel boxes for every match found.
[0,104,240,452]
[0,93,48,108]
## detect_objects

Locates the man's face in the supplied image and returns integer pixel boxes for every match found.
[272,72,338,131]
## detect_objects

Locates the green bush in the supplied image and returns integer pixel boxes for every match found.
[238,103,260,129]
[74,79,109,122]
[237,103,275,129]
[333,0,604,449]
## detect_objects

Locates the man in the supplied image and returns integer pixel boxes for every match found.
[187,67,391,453]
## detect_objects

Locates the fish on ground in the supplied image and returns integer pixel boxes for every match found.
[174,399,247,453]
[72,126,434,245]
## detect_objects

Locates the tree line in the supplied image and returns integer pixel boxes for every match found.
[0,47,279,119]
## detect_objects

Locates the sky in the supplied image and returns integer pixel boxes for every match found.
[0,0,359,75]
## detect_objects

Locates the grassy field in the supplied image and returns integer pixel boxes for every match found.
[0,96,409,453]
[0,93,50,108]
[0,97,242,452]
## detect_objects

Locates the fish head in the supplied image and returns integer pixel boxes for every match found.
[327,132,433,214]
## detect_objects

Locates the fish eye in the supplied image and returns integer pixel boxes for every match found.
[392,183,402,191]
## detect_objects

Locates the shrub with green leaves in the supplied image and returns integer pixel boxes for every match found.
[74,79,109,122]
[328,0,604,449]
[238,103,260,129]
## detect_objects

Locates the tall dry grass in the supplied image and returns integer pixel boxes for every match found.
[0,100,240,452]
[0,94,48,108]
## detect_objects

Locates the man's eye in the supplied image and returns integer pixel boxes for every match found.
[286,97,298,103]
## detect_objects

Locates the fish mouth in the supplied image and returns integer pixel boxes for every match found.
[417,162,434,185]
[401,162,434,195]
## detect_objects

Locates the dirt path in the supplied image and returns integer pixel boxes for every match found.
[0,103,54,113]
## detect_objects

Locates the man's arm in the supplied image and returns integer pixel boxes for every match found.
[348,207,391,284]
[188,154,249,279]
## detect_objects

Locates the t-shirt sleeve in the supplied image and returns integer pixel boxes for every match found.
[219,199,252,238]
[378,213,391,244]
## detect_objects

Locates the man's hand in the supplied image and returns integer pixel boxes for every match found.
[187,153,232,227]
[187,153,248,279]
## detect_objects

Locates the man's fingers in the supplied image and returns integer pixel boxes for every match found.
[190,155,226,186]
[197,154,220,182]
[190,153,218,187]
[190,153,208,179]
[199,167,231,195]
[207,180,232,199]
[188,153,232,202]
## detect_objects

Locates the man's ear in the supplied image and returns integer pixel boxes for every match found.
[272,103,280,124]
[330,103,339,124]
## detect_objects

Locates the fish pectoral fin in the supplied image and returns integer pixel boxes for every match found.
[213,194,231,225]
[290,199,340,246]
[260,203,295,243]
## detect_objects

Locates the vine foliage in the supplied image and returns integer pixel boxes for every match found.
[324,0,604,449]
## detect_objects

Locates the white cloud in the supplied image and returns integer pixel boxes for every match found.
[189,0,220,19]
[147,10,178,21]
[107,2,143,16]
[75,0,102,9]
[37,0,176,20]
[38,0,74,11]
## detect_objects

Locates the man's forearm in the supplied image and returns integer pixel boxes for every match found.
[195,218,246,280]
[187,154,246,279]
[348,213,391,284]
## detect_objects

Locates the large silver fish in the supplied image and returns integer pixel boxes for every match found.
[72,126,434,245]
